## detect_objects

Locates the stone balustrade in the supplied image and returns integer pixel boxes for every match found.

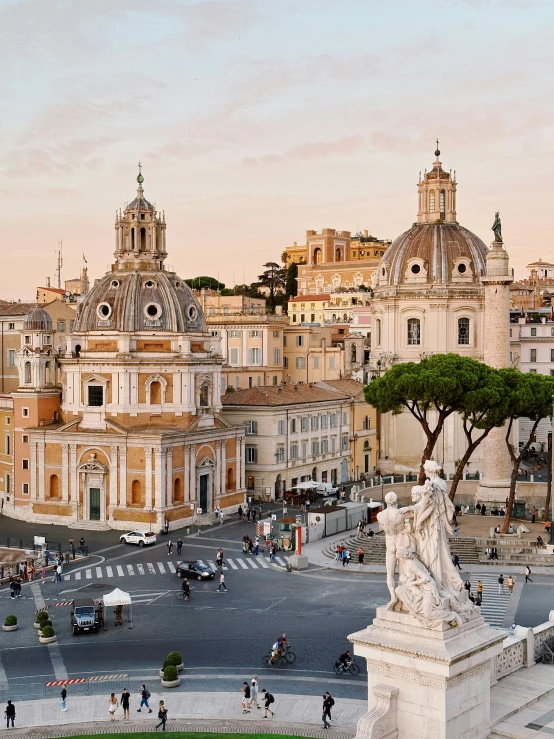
[494,612,554,682]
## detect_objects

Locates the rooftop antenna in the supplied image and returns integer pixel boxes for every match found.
[55,241,63,289]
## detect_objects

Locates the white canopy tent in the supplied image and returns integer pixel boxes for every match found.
[292,482,318,490]
[103,587,133,628]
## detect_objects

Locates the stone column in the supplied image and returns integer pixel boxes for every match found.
[240,436,246,488]
[166,448,173,508]
[189,446,196,501]
[30,442,37,499]
[220,439,227,495]
[154,449,164,509]
[477,240,514,503]
[215,441,222,499]
[119,447,127,507]
[109,445,118,516]
[184,444,190,501]
[38,442,45,501]
[70,444,77,506]
[61,443,69,502]
[145,447,153,510]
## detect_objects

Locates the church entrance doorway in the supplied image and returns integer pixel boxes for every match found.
[89,488,101,521]
[199,474,209,513]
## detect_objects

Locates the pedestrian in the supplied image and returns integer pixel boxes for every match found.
[216,549,223,568]
[9,577,15,600]
[324,691,334,721]
[250,676,260,710]
[454,525,459,537]
[167,540,173,556]
[4,701,15,729]
[345,550,351,566]
[40,565,46,583]
[531,506,537,524]
[164,518,169,535]
[261,688,275,718]
[218,572,227,592]
[545,521,551,536]
[453,553,461,570]
[69,538,75,559]
[498,574,505,594]
[525,565,533,583]
[220,510,225,525]
[247,537,253,555]
[358,547,364,565]
[269,545,276,564]
[176,539,183,556]
[507,575,515,594]
[238,505,243,520]
[15,576,22,597]
[246,507,251,522]
[476,580,483,601]
[137,684,152,713]
[253,537,259,556]
[252,508,257,524]
[60,685,68,712]
[55,563,63,583]
[64,551,70,567]
[341,548,347,567]
[481,504,487,516]
[114,604,123,626]
[475,593,482,607]
[98,601,105,628]
[121,689,131,720]
[322,692,334,729]
[242,681,251,713]
[334,545,340,563]
[108,692,118,721]
[79,537,86,554]
[156,700,168,731]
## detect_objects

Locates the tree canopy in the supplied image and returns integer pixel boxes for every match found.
[184,276,225,291]
[285,262,298,300]
[253,262,286,313]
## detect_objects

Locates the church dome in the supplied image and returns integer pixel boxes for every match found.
[74,269,206,333]
[378,222,488,287]
[23,306,52,331]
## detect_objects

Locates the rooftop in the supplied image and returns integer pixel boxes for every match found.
[0,302,38,317]
[316,378,365,400]
[222,384,351,407]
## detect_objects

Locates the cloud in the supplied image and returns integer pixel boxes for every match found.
[242,135,366,167]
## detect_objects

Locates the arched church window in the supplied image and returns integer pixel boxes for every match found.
[336,248,342,262]
[364,439,370,451]
[458,317,470,345]
[407,318,421,346]
[150,381,162,405]
[199,383,209,407]
[439,189,446,216]
[429,191,435,213]
[313,248,322,265]
[131,228,135,250]
[376,318,381,346]
[140,227,146,250]
[24,362,31,384]
[351,344,357,363]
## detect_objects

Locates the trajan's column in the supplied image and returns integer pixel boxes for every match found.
[477,213,513,503]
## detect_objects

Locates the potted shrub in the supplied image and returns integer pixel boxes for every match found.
[161,664,179,688]
[159,651,184,676]
[38,620,53,636]
[34,611,49,629]
[3,615,18,632]
[39,624,57,644]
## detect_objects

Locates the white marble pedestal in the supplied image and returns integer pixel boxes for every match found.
[349,607,504,739]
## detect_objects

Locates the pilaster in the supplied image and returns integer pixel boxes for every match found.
[109,445,118,516]
[38,442,45,501]
[119,447,126,506]
[145,447,153,510]
[70,444,77,506]
[220,439,226,495]
[166,448,173,508]
[61,443,69,502]
[30,442,37,499]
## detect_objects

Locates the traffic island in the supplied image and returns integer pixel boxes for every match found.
[288,554,309,570]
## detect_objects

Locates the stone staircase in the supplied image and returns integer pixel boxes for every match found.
[475,537,554,566]
[449,537,480,564]
[324,533,387,563]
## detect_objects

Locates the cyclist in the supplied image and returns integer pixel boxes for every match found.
[271,633,289,662]
[339,649,352,670]
[181,578,191,601]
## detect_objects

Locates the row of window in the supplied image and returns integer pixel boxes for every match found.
[245,435,349,464]
[246,414,347,436]
[375,317,471,347]
[292,356,336,370]
[228,348,282,366]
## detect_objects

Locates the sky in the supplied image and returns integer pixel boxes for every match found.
[1,0,553,300]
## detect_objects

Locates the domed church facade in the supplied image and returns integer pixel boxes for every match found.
[9,171,246,529]
[371,147,490,475]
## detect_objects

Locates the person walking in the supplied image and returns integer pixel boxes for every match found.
[108,693,119,721]
[476,580,483,602]
[137,684,152,713]
[269,545,276,564]
[121,689,131,720]
[322,692,334,729]
[261,688,275,718]
[5,701,15,729]
[341,548,348,567]
[358,547,364,565]
[164,519,170,535]
[324,692,334,722]
[97,601,105,628]
[531,506,537,524]
[156,700,168,731]
[334,545,340,563]
[60,685,68,712]
[507,575,515,594]
[176,539,183,556]
[250,676,260,710]
[55,563,63,583]
[114,604,123,626]
[252,508,257,524]
[525,565,533,583]
[219,510,225,525]
[218,572,227,592]
[238,505,243,520]
[345,549,351,566]
[40,565,46,583]
[242,681,251,713]
[498,574,505,594]
[453,553,461,571]
[167,540,173,556]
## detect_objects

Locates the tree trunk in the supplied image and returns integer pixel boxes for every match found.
[546,433,552,532]
[502,419,540,533]
[449,428,492,502]
[418,431,439,484]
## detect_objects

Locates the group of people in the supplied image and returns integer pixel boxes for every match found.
[334,544,351,566]
[240,676,275,718]
[107,686,168,730]
[237,503,262,523]
[485,546,499,560]
[166,539,183,556]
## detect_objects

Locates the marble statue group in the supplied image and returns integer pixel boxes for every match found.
[377,460,477,629]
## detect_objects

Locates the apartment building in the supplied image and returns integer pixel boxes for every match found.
[283,325,365,384]
[221,384,352,499]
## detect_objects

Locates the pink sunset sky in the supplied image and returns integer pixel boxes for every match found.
[1,0,553,300]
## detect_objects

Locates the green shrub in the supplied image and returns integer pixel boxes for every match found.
[41,625,55,638]
[42,619,53,629]
[164,651,182,667]
[4,615,17,626]
[163,665,178,681]
[37,611,49,622]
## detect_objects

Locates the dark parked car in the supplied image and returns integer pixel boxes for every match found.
[176,560,215,580]
[71,598,99,635]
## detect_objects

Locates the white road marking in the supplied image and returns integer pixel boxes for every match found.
[227,559,238,570]
[127,564,135,575]
[147,563,156,574]
[246,559,259,569]
[157,562,166,574]
[237,559,249,570]
[167,562,176,573]
[96,567,103,578]
[75,571,81,580]
[137,564,145,575]
[106,566,113,577]
[116,565,124,576]
[258,558,269,568]
[85,569,92,579]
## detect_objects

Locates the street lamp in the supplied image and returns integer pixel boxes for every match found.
[148,508,154,532]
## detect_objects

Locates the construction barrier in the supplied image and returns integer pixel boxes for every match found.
[44,679,86,687]
[88,674,128,682]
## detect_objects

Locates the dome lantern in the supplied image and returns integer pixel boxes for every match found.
[417,142,457,224]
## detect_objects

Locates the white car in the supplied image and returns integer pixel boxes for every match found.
[119,531,157,547]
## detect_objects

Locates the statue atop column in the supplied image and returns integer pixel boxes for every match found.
[491,211,503,243]
[378,460,476,629]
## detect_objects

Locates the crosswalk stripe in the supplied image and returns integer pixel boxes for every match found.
[167,562,176,574]
[237,559,249,570]
[147,563,156,574]
[276,557,286,566]
[137,564,145,575]
[63,575,70,581]
[227,559,238,570]
[116,565,124,576]
[466,574,512,627]
[75,571,81,580]
[96,567,103,578]
[157,562,166,574]
[246,558,259,569]
[106,566,113,577]
[258,558,269,568]
[207,560,217,571]
[197,560,206,568]
[127,565,135,575]
[85,569,92,579]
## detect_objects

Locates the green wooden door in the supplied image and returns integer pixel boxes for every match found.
[89,488,101,521]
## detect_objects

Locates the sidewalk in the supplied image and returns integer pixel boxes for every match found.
[0,691,364,739]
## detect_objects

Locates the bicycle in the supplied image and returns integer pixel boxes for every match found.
[175,588,195,601]
[262,644,296,666]
[334,659,360,676]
